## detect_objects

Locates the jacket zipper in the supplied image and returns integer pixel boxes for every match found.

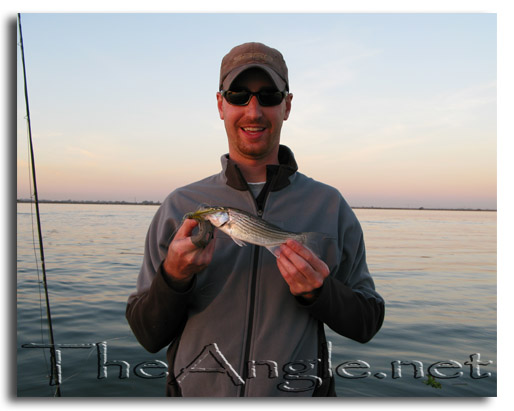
[239,235,261,396]
[239,179,273,397]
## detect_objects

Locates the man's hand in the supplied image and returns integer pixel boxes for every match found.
[163,219,216,289]
[277,239,330,302]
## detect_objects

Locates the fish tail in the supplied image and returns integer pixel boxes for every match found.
[266,232,320,258]
[266,245,282,258]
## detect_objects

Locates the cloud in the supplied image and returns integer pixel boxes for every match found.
[66,146,99,160]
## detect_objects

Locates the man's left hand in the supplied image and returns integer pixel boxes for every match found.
[277,239,330,302]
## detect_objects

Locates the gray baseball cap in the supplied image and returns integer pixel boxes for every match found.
[219,42,289,91]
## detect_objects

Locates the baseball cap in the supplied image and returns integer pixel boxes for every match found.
[219,42,289,91]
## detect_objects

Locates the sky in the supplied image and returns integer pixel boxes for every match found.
[5,3,510,407]
[16,12,497,209]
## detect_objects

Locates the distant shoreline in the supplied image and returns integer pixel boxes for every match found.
[16,199,497,212]
[16,199,160,206]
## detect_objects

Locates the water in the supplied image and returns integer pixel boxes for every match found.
[16,203,497,397]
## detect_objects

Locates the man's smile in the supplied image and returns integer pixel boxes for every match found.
[242,127,265,132]
[240,125,268,139]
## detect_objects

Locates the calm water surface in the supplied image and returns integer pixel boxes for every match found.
[16,204,496,397]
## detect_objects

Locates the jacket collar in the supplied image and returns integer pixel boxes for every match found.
[221,145,298,192]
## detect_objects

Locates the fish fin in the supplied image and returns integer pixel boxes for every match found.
[231,237,247,247]
[265,245,282,258]
[301,232,323,257]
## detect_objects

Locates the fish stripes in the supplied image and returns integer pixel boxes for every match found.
[185,206,311,256]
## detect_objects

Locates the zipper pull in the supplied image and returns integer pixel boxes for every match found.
[257,209,263,217]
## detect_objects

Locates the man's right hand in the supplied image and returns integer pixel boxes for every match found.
[163,219,216,289]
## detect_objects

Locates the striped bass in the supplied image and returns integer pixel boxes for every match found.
[184,206,316,257]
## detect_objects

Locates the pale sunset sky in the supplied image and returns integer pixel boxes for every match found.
[16,10,498,209]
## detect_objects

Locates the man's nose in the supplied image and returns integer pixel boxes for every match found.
[245,95,263,116]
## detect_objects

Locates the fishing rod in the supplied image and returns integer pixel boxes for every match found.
[18,13,62,397]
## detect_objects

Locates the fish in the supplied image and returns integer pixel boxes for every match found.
[184,206,316,257]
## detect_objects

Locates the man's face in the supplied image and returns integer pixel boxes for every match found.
[217,68,292,164]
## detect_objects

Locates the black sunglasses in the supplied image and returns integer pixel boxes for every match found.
[221,89,289,107]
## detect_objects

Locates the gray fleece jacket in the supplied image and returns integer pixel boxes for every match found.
[126,145,384,397]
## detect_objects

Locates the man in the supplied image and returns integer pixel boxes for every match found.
[126,42,384,397]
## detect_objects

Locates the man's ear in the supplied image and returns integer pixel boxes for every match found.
[283,93,293,121]
[216,92,224,120]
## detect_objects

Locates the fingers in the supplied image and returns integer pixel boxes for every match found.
[277,251,324,293]
[277,240,329,298]
[282,239,329,276]
[172,222,216,264]
[197,232,216,263]
[176,218,215,250]
[175,218,199,241]
[163,220,216,282]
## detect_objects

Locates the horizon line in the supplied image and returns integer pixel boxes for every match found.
[16,198,497,212]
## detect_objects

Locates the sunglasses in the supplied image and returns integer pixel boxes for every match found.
[221,89,288,107]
